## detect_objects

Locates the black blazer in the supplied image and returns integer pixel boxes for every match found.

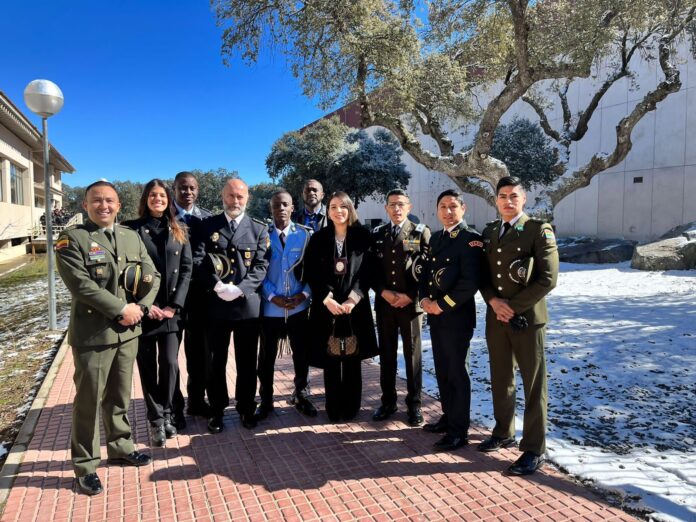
[192,213,269,321]
[123,216,193,335]
[177,206,212,322]
[303,223,379,367]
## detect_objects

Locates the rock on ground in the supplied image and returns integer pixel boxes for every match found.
[631,221,696,271]
[558,237,637,264]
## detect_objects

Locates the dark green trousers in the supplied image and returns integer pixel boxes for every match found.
[71,337,138,476]
[485,317,548,455]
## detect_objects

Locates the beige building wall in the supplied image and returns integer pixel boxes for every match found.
[357,42,696,241]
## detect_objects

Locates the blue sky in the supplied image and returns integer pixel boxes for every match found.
[3,0,327,187]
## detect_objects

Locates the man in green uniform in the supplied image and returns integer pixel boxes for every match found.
[477,176,559,475]
[56,180,160,495]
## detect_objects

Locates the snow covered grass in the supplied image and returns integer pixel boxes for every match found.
[413,262,696,521]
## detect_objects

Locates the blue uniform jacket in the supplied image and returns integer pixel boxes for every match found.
[262,222,311,318]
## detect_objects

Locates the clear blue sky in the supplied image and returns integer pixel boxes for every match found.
[3,0,328,187]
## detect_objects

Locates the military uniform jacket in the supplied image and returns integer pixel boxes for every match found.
[261,222,311,318]
[56,220,160,347]
[480,213,559,325]
[123,216,193,335]
[372,220,431,313]
[192,213,269,321]
[418,221,484,328]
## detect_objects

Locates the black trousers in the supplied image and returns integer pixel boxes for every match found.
[376,304,423,409]
[258,310,311,405]
[324,357,362,421]
[205,318,259,417]
[137,331,182,426]
[429,313,473,438]
[173,313,209,410]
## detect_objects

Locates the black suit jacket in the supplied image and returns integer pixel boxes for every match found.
[419,221,484,329]
[192,213,269,321]
[123,216,193,335]
[303,223,378,367]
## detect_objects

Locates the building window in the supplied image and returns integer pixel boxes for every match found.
[10,163,25,205]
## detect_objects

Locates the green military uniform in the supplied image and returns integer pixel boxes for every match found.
[480,213,559,455]
[56,220,160,477]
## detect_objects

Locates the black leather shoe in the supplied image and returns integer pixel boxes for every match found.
[295,397,318,417]
[76,473,103,495]
[254,403,274,421]
[422,415,448,433]
[108,451,152,466]
[150,424,166,447]
[372,404,398,421]
[433,434,469,452]
[407,407,424,426]
[477,436,516,453]
[163,416,177,439]
[171,411,187,431]
[240,413,257,429]
[187,402,212,418]
[207,416,224,434]
[507,451,545,476]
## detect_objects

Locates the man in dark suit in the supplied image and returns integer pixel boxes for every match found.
[172,171,212,426]
[294,179,327,231]
[419,189,484,451]
[55,180,160,495]
[372,189,431,426]
[192,178,269,432]
[478,176,559,476]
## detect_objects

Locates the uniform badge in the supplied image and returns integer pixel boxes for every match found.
[334,257,347,275]
[469,240,483,248]
[244,251,251,259]
[143,274,153,283]
[449,229,460,238]
[55,238,69,250]
[509,257,534,286]
[211,232,220,242]
[515,223,524,232]
[543,229,556,241]
[95,267,104,277]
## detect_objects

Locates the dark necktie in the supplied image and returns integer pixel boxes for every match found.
[104,229,116,250]
[391,225,399,241]
[183,213,192,226]
[230,219,237,235]
[279,231,286,248]
[500,222,512,238]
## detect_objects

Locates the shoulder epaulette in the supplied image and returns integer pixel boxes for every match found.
[64,223,80,232]
[414,223,426,233]
[528,217,548,224]
[251,217,269,227]
[373,223,388,233]
[485,219,501,227]
[294,223,312,232]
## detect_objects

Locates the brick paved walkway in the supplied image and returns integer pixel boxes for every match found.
[0,341,635,522]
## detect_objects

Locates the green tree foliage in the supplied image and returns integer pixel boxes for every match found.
[112,181,144,221]
[489,118,561,190]
[214,0,695,215]
[60,184,84,217]
[247,182,280,221]
[266,117,409,207]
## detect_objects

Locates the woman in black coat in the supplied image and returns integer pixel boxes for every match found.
[303,191,378,422]
[124,179,192,447]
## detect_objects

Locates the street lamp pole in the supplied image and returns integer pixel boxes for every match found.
[24,80,64,331]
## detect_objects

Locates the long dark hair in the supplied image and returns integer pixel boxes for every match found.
[138,179,187,244]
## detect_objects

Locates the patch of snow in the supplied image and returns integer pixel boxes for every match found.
[403,262,696,521]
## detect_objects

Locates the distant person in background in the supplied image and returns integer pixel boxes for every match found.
[255,190,317,422]
[303,192,378,422]
[295,179,327,232]
[123,180,192,448]
[172,171,212,425]
[478,176,559,476]
[56,180,159,496]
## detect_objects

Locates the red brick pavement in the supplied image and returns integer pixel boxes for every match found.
[0,342,635,521]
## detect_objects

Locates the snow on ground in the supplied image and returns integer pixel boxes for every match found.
[405,262,696,522]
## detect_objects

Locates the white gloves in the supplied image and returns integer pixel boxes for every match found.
[214,281,243,302]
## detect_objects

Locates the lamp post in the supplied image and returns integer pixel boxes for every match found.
[24,79,64,330]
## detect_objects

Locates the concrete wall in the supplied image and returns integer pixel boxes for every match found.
[357,42,696,240]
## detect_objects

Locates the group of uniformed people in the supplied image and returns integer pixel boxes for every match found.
[56,172,558,497]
